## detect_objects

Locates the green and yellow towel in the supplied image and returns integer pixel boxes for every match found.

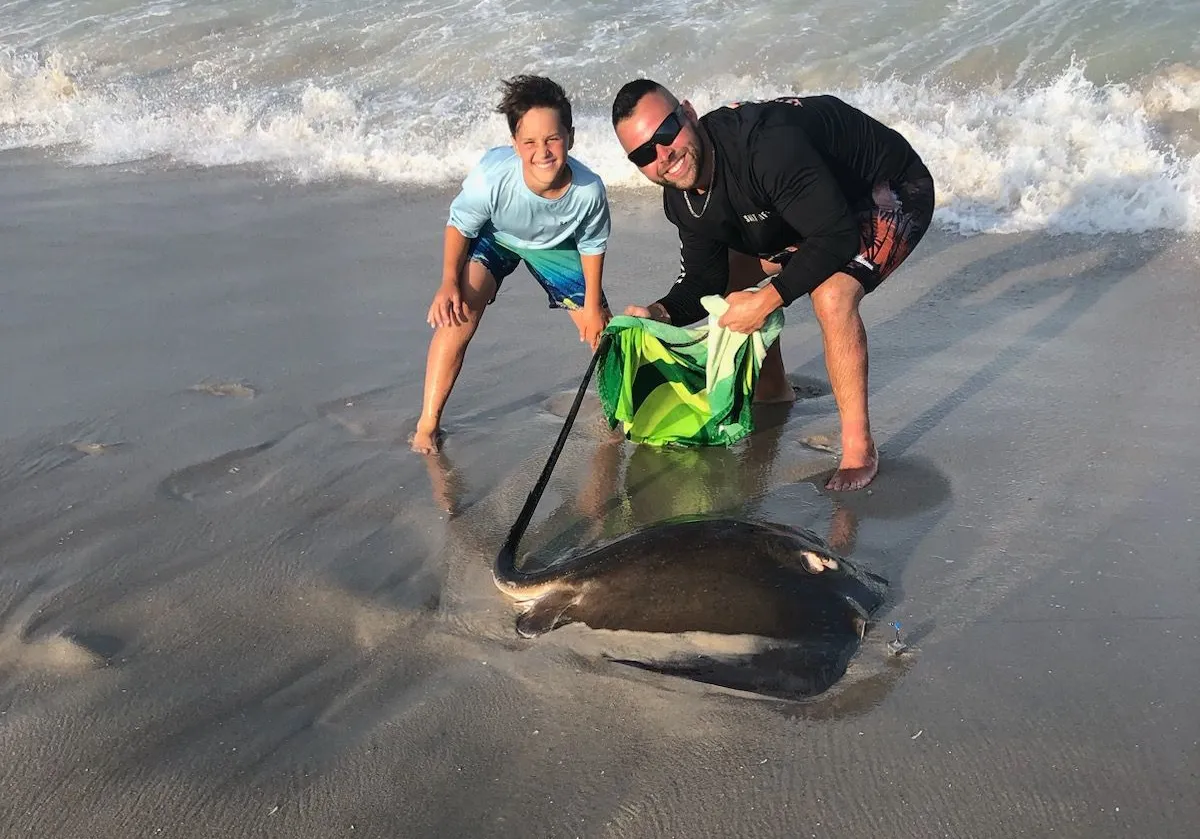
[596,292,785,447]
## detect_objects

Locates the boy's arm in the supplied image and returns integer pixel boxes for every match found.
[577,251,608,350]
[431,158,493,327]
[581,252,605,311]
[442,225,472,287]
[427,225,474,327]
[572,185,612,348]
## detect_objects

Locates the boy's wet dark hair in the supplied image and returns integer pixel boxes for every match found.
[496,75,573,136]
[611,78,669,126]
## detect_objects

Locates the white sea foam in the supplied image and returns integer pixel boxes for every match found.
[3,40,1199,236]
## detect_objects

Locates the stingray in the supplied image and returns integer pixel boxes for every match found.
[495,515,886,641]
[494,514,890,700]
[488,338,893,701]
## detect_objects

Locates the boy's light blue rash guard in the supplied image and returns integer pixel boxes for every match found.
[446,146,611,255]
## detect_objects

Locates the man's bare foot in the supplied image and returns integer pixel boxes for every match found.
[826,443,878,492]
[410,424,443,455]
[753,382,797,404]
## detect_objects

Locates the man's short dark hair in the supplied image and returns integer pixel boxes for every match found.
[611,78,670,126]
[495,75,573,135]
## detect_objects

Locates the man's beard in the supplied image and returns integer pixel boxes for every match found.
[659,142,706,192]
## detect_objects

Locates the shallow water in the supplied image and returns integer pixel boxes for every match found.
[3,1,1199,232]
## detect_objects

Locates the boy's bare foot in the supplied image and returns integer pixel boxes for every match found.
[826,440,878,492]
[410,424,443,455]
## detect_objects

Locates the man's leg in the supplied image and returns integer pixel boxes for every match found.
[809,272,876,491]
[411,261,498,454]
[727,250,795,404]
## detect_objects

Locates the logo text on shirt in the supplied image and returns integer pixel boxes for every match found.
[742,211,772,223]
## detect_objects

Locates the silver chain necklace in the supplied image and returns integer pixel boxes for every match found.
[682,147,715,219]
[683,186,712,219]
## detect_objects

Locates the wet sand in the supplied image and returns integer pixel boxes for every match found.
[1,149,1198,837]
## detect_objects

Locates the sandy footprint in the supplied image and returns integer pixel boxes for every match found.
[538,391,619,442]
[315,389,420,444]
[787,374,829,399]
[540,389,603,419]
[158,440,279,502]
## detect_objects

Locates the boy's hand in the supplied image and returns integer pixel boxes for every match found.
[577,305,609,351]
[427,279,470,328]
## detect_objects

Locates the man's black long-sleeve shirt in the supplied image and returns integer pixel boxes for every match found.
[656,95,927,326]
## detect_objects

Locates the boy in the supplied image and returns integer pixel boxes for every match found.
[411,74,612,455]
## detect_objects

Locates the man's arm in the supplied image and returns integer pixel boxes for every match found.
[652,225,730,326]
[751,126,861,305]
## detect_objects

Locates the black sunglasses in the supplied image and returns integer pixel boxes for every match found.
[626,107,686,167]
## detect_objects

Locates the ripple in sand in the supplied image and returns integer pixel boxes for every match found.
[188,379,257,398]
[799,434,840,455]
[70,441,125,456]
[1,630,121,674]
[6,442,91,480]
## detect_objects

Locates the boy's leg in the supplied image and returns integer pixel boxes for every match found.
[727,250,795,404]
[411,261,498,454]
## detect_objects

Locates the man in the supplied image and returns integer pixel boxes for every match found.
[611,79,935,491]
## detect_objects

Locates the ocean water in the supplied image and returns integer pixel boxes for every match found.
[2,0,1199,234]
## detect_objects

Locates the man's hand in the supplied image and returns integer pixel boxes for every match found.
[426,279,470,328]
[623,302,671,323]
[577,305,609,351]
[717,286,784,334]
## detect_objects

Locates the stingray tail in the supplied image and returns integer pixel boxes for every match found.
[492,335,611,597]
[833,566,889,624]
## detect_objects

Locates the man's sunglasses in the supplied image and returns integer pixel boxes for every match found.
[626,107,686,167]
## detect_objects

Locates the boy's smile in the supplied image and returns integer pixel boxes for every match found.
[512,105,574,198]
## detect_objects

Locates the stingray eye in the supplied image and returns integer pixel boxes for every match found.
[801,551,840,574]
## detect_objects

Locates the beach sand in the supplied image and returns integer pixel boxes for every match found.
[1,148,1198,837]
